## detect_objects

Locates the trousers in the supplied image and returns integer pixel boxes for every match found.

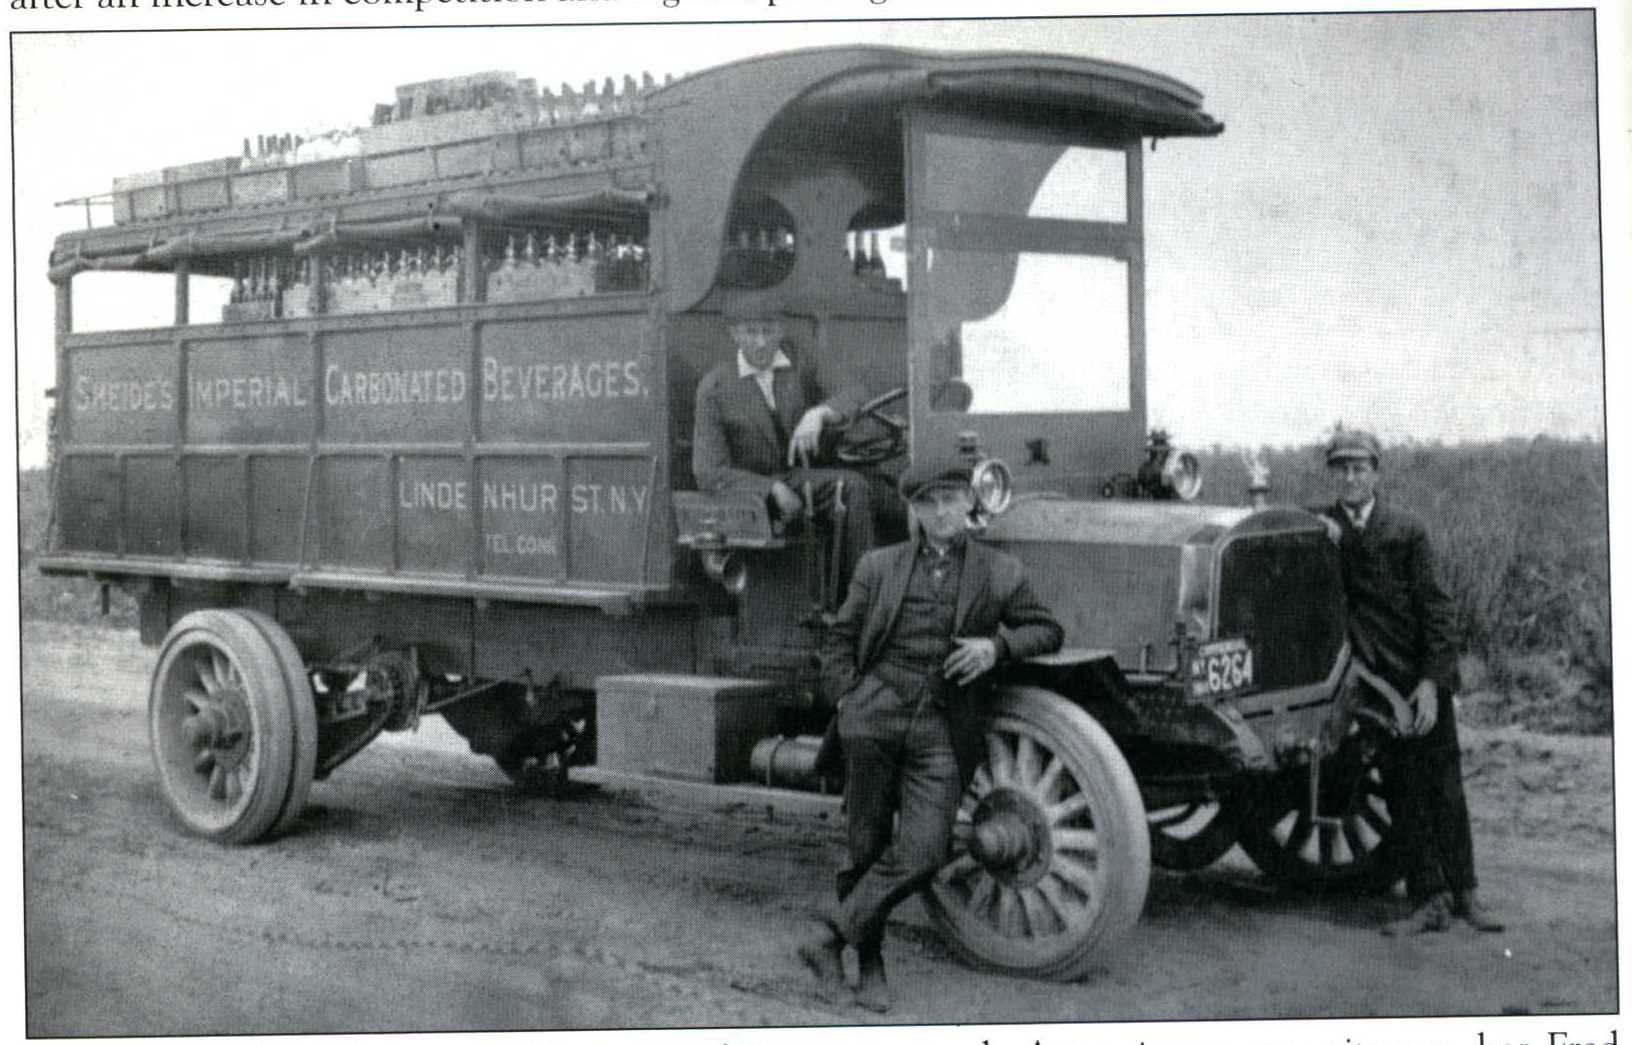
[1382,690,1477,899]
[832,676,963,946]
[782,466,876,547]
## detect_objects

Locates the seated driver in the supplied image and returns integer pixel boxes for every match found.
[692,291,879,572]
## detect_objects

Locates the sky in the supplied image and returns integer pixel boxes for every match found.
[8,10,1607,467]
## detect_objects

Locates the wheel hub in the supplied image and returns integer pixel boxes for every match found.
[968,789,1053,887]
[188,688,251,772]
[972,817,1031,866]
[365,651,423,732]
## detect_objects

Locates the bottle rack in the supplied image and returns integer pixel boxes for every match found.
[484,228,649,304]
[322,245,462,316]
[216,229,650,322]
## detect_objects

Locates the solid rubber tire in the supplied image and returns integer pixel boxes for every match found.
[924,686,1150,981]
[237,608,319,837]
[148,610,298,844]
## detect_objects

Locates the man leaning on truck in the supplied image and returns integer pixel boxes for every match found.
[798,458,1064,1010]
[691,291,878,565]
[1320,429,1503,936]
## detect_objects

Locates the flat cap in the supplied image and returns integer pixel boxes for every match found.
[898,457,973,501]
[1326,429,1381,466]
[721,291,786,325]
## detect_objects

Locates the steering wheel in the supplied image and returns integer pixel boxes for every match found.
[834,386,908,466]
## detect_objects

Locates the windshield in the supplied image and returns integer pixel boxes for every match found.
[917,132,1133,416]
[929,251,1129,413]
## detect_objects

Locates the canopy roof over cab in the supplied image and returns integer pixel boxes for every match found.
[651,46,1222,311]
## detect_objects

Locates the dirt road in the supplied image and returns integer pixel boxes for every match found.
[21,621,1617,1034]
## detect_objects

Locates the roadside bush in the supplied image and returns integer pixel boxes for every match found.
[1479,651,1611,735]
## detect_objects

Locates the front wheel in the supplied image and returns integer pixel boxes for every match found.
[1235,731,1403,893]
[1147,793,1241,872]
[924,687,1150,981]
[148,610,315,844]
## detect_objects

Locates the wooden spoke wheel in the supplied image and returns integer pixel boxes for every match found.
[1147,793,1241,872]
[148,610,316,844]
[1235,732,1403,893]
[924,687,1150,981]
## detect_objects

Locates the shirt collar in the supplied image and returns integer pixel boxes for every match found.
[1342,497,1377,529]
[917,532,969,559]
[736,349,792,379]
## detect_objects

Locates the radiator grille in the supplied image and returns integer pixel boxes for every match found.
[1216,530,1345,691]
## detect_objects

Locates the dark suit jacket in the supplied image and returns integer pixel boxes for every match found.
[691,356,865,497]
[1321,497,1460,698]
[820,538,1064,784]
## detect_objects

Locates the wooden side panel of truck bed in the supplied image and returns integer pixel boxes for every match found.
[51,294,672,602]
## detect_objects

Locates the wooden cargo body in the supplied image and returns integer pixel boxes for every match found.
[55,296,664,600]
[47,47,1225,680]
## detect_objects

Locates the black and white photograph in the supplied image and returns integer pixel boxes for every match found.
[8,5,1620,1038]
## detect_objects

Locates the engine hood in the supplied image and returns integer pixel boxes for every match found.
[983,496,1322,549]
[978,498,1334,673]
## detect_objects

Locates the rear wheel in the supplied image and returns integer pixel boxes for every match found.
[148,610,313,844]
[237,609,319,836]
[924,687,1149,981]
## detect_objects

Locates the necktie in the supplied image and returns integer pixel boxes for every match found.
[760,372,789,449]
[753,370,777,410]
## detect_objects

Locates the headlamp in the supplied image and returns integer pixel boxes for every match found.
[1161,450,1204,502]
[970,458,1013,516]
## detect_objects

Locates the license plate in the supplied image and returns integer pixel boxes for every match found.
[1189,637,1257,698]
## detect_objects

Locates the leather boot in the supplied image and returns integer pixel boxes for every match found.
[1451,889,1505,932]
[855,942,892,1014]
[1381,891,1452,936]
[795,923,845,1003]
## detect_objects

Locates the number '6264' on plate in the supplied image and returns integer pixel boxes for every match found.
[1189,636,1258,699]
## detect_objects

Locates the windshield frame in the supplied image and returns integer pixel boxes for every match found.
[905,107,1147,488]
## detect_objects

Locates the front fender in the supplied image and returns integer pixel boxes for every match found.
[1002,648,1271,773]
[1005,642,1358,778]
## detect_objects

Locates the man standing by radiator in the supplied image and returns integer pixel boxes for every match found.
[1320,429,1502,936]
